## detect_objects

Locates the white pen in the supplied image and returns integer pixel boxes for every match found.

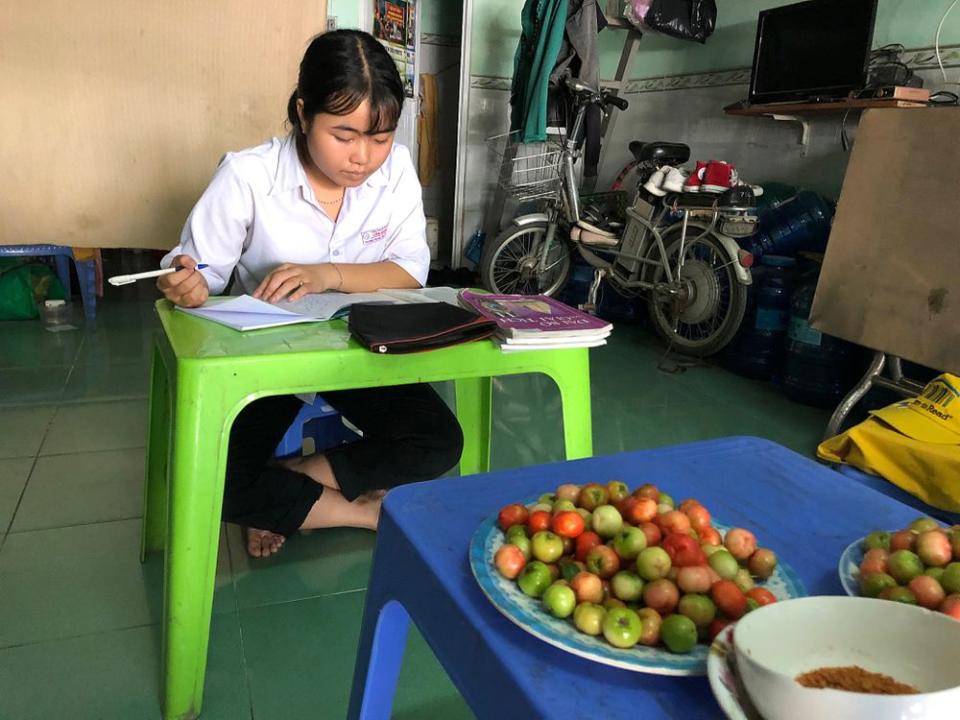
[108,264,209,286]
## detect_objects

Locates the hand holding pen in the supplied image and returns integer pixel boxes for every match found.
[150,255,210,309]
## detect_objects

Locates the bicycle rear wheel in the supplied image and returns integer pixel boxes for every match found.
[480,221,572,296]
[646,227,747,356]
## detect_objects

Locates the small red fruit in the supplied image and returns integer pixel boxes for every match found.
[708,617,732,641]
[656,510,692,536]
[575,531,602,562]
[941,593,960,620]
[527,510,551,534]
[494,544,526,579]
[746,587,777,607]
[889,529,917,552]
[699,527,722,546]
[639,521,662,548]
[497,503,529,531]
[551,511,585,539]
[712,580,748,619]
[634,483,660,500]
[724,528,757,561]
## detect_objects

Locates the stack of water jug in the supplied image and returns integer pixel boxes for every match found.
[723,187,859,408]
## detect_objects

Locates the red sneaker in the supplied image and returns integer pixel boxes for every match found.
[683,161,708,193]
[701,160,736,194]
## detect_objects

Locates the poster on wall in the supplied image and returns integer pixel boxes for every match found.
[374,0,416,97]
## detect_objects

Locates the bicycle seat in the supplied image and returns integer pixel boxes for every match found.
[629,141,691,166]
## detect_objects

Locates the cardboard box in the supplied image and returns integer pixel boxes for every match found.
[809,108,960,374]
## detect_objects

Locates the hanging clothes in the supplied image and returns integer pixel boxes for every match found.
[418,72,440,185]
[550,0,606,178]
[510,0,570,143]
[551,0,603,91]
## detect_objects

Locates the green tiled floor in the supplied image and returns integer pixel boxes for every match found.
[0,294,828,719]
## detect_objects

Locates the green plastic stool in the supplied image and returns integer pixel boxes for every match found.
[141,300,594,720]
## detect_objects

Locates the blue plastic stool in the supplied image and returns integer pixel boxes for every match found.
[835,464,960,524]
[275,396,360,458]
[0,244,97,321]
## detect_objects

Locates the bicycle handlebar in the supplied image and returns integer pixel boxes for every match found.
[606,95,629,111]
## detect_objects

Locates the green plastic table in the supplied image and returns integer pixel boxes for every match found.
[140,299,593,720]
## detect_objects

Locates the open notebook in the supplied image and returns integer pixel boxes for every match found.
[177,287,461,331]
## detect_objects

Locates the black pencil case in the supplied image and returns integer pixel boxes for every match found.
[348,302,498,354]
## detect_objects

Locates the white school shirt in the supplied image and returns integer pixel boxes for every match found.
[161,133,430,295]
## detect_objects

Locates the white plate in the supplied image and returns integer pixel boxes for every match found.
[838,537,864,596]
[469,503,807,676]
[708,624,763,720]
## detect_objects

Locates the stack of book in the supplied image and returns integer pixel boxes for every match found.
[458,290,612,352]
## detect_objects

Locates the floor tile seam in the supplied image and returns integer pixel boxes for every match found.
[0,618,169,651]
[47,396,148,408]
[0,403,60,550]
[57,392,149,406]
[235,605,260,720]
[0,456,40,554]
[236,586,367,613]
[0,361,75,372]
[37,443,147,459]
[20,445,148,462]
[3,514,142,537]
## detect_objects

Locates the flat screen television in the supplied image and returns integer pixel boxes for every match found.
[748,0,878,105]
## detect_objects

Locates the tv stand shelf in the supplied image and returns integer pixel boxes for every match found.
[723,98,927,155]
[724,98,927,116]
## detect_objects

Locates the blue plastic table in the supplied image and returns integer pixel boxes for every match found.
[348,436,926,719]
[836,464,960,525]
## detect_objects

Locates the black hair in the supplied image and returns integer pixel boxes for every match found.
[287,30,404,136]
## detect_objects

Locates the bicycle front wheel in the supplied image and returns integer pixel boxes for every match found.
[646,228,748,356]
[480,221,572,296]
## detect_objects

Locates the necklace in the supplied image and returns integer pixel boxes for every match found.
[316,191,345,206]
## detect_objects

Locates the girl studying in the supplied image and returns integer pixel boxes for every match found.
[157,30,463,557]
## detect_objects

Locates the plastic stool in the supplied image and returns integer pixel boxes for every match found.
[275,397,359,458]
[0,244,98,321]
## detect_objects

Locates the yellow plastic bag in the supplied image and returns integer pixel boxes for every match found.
[819,374,960,514]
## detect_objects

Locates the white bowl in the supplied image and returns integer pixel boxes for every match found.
[733,596,960,720]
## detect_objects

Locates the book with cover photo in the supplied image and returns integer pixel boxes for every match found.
[458,290,612,339]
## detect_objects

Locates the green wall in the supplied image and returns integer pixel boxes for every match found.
[329,0,361,30]
[470,0,960,80]
[422,0,462,36]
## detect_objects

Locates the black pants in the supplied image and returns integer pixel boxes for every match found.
[222,384,464,537]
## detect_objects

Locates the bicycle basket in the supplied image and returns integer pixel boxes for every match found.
[486,131,563,202]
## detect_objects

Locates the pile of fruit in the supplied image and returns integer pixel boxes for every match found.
[857,516,960,619]
[492,480,782,654]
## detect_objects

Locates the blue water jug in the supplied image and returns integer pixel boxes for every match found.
[741,191,835,262]
[722,255,795,380]
[782,266,854,407]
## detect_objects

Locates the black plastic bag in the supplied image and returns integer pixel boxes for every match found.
[643,0,716,44]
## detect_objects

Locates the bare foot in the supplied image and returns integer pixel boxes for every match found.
[246,527,285,558]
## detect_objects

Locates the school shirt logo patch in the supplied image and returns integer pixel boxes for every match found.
[361,226,388,245]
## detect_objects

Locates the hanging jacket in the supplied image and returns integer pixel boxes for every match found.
[551,0,603,92]
[510,0,569,143]
[550,0,606,177]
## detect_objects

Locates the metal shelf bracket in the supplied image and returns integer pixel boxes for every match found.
[770,114,811,155]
